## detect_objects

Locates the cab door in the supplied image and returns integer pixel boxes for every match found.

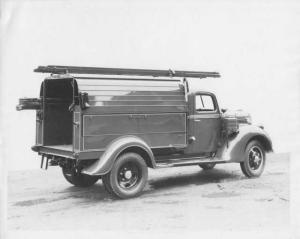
[188,92,222,154]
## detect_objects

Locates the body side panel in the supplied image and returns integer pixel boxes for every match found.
[82,113,187,150]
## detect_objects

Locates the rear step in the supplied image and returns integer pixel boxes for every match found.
[155,156,226,168]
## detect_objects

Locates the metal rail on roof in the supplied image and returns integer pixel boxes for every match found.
[34,65,221,79]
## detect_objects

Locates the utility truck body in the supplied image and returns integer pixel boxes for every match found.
[17,65,272,198]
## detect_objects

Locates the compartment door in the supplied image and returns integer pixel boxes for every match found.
[82,114,139,150]
[82,113,187,151]
[137,113,187,147]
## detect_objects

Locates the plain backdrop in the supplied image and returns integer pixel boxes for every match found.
[1,0,300,171]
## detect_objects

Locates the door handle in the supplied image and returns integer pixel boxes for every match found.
[195,119,201,122]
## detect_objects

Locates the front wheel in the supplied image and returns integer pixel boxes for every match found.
[102,152,148,199]
[240,140,266,178]
[62,167,100,187]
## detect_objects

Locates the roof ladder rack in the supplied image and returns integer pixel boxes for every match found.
[34,65,221,79]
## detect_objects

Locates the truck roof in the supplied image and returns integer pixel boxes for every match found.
[75,77,186,111]
[42,76,187,113]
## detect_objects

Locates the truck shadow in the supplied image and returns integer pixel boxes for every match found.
[147,168,243,191]
[60,168,244,203]
[12,168,245,209]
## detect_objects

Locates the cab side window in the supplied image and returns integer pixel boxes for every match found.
[195,94,216,112]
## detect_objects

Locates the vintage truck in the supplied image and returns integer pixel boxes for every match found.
[17,65,273,199]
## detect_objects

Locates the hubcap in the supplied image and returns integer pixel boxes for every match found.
[118,163,140,189]
[124,170,132,179]
[248,146,263,170]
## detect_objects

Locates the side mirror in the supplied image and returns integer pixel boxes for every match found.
[221,108,228,113]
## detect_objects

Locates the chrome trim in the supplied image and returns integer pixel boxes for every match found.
[83,112,186,116]
[80,148,105,152]
[88,94,184,97]
[83,104,187,107]
[76,76,182,82]
[156,157,226,168]
[78,144,187,153]
[88,99,185,102]
[188,114,220,119]
[79,84,179,88]
[83,131,187,137]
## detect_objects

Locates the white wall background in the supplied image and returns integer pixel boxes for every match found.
[1,0,300,171]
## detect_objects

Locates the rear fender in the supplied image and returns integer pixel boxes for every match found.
[81,136,155,176]
[215,125,273,163]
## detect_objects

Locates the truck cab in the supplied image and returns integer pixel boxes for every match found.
[186,92,222,155]
[17,65,273,199]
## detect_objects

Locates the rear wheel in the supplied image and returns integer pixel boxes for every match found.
[62,167,100,187]
[199,163,216,170]
[102,152,148,199]
[240,140,266,178]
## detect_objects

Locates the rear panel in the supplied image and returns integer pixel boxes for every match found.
[42,79,73,146]
[36,83,44,145]
[36,110,43,145]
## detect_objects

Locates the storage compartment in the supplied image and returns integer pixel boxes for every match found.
[42,78,74,146]
[82,113,187,150]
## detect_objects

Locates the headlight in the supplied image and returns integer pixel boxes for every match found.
[245,115,252,124]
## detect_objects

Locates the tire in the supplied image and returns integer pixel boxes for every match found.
[240,140,266,178]
[199,163,216,170]
[102,152,148,199]
[62,167,100,187]
[102,173,114,195]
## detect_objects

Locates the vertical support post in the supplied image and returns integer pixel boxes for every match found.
[40,155,44,169]
[45,157,49,170]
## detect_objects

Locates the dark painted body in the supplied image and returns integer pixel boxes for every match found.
[18,72,273,175]
[30,76,189,160]
[185,92,222,154]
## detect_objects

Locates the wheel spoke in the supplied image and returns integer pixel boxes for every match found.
[248,146,264,170]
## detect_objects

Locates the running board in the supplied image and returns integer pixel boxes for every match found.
[155,157,226,168]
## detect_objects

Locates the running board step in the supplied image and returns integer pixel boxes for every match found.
[155,157,226,168]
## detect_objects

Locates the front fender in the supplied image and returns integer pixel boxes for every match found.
[81,135,155,176]
[216,124,273,163]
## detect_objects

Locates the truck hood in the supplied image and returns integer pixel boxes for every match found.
[222,109,252,125]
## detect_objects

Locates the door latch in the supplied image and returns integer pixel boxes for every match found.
[73,121,80,128]
[188,136,196,144]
